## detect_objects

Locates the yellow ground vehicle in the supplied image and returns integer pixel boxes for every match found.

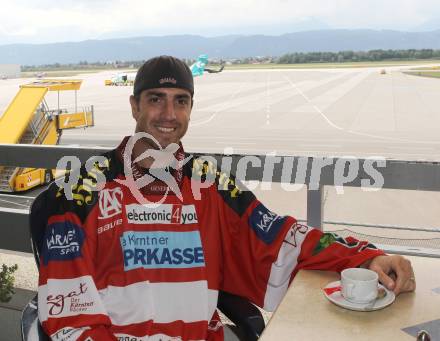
[104,72,135,86]
[0,79,94,192]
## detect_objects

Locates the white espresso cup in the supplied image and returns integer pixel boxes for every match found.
[341,268,378,304]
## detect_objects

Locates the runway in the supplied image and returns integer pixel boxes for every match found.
[33,66,440,161]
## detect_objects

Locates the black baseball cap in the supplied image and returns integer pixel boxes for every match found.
[133,56,194,97]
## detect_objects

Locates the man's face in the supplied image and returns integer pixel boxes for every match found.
[130,87,192,148]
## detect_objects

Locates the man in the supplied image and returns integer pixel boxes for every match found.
[38,56,415,341]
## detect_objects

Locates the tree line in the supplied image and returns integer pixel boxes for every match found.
[21,49,440,71]
[277,49,440,64]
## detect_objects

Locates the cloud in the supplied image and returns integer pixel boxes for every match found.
[319,0,440,30]
[0,0,440,45]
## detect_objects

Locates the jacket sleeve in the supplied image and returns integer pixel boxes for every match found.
[214,175,384,312]
[38,182,117,340]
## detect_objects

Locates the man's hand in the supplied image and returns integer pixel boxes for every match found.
[362,255,416,296]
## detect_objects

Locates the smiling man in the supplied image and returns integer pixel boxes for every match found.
[38,56,416,341]
[129,57,193,157]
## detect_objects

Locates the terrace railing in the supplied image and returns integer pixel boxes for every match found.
[1,143,439,257]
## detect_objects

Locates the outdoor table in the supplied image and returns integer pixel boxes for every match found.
[260,256,440,340]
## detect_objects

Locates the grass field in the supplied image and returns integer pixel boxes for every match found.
[226,59,440,70]
[410,66,440,70]
[404,71,440,79]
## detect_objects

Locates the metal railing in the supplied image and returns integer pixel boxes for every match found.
[1,144,440,256]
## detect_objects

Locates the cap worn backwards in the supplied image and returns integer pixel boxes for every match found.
[133,55,194,97]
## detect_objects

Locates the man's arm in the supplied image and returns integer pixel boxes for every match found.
[38,183,117,340]
[210,171,408,310]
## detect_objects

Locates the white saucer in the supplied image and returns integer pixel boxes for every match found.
[323,280,396,312]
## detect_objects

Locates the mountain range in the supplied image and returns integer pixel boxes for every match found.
[1,29,440,66]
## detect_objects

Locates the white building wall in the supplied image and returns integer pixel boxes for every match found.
[0,64,21,79]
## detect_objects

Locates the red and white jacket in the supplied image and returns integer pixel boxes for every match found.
[38,139,384,341]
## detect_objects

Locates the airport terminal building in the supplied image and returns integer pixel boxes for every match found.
[0,64,21,79]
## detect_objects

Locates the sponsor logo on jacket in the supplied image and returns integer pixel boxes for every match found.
[97,218,123,234]
[284,223,309,248]
[121,231,205,270]
[39,276,106,322]
[249,203,286,244]
[42,222,85,265]
[51,326,90,341]
[47,282,92,316]
[98,187,123,219]
[126,204,198,224]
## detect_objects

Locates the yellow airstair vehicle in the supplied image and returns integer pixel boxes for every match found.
[0,79,94,192]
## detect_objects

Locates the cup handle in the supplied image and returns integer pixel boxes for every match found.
[346,283,355,299]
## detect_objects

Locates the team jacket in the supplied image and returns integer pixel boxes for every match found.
[38,138,384,341]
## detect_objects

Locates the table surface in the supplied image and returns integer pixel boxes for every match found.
[259,256,440,340]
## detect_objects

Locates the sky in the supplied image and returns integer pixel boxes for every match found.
[0,0,440,45]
